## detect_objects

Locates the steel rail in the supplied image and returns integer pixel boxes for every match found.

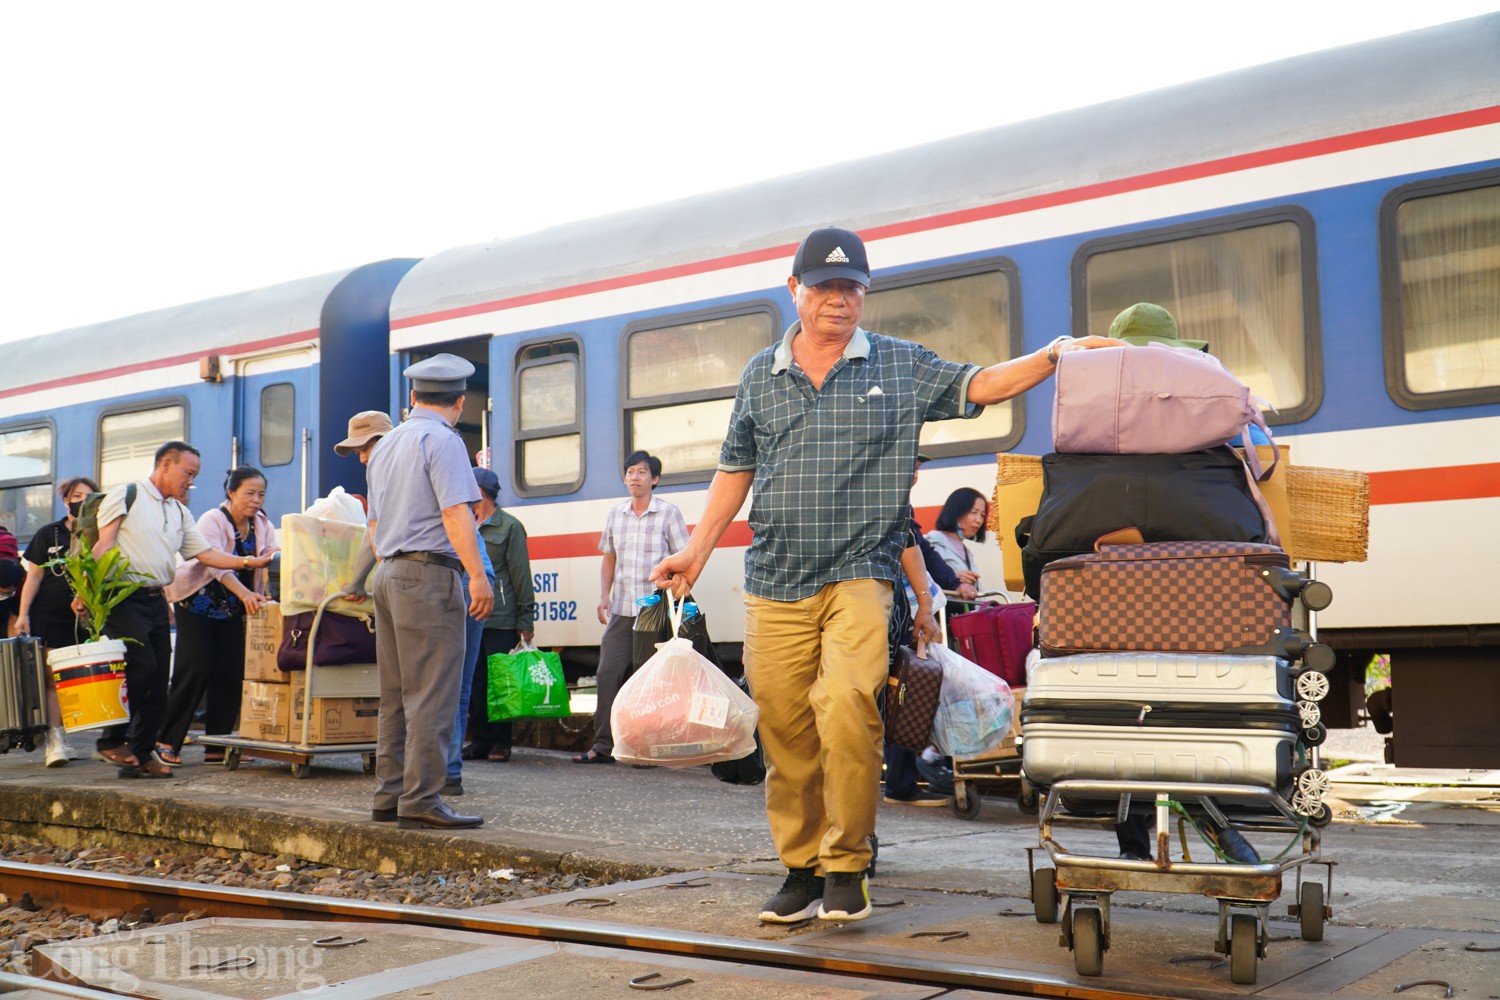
[1,859,1210,1000]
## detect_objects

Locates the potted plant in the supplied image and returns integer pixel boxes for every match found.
[43,547,143,734]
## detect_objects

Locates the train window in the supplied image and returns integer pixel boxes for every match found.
[259,383,295,467]
[514,340,583,495]
[1077,212,1320,422]
[864,265,1022,455]
[1382,173,1500,409]
[622,308,776,481]
[0,424,54,543]
[99,404,186,491]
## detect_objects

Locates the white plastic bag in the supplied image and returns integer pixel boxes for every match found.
[303,486,366,524]
[610,597,759,768]
[928,642,1014,757]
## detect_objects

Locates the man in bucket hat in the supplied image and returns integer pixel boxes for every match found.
[653,226,1121,923]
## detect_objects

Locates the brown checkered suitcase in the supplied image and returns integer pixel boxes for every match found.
[1039,540,1296,657]
[884,644,943,751]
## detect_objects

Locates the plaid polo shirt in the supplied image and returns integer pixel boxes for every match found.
[720,323,981,602]
[600,495,690,617]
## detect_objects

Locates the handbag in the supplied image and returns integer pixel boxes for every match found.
[487,641,571,721]
[275,610,377,671]
[884,641,943,752]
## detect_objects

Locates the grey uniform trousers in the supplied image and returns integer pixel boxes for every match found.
[373,558,467,815]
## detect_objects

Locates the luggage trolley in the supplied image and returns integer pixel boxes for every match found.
[1027,778,1334,985]
[200,592,378,778]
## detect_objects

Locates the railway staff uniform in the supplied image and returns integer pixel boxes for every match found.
[366,354,491,831]
[652,227,1122,923]
[92,442,270,779]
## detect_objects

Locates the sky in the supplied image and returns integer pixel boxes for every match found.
[4,1,1498,343]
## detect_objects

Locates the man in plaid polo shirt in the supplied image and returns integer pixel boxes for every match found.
[653,226,1120,923]
[575,450,689,764]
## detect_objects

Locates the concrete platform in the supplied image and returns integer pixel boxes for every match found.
[1,735,1497,941]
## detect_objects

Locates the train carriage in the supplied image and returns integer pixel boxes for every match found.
[388,14,1500,763]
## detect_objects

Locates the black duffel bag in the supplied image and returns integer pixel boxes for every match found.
[1018,447,1269,599]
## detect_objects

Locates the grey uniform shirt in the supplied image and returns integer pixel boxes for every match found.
[366,407,480,557]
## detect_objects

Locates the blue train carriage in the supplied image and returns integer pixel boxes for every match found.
[0,259,417,546]
[401,17,1496,760]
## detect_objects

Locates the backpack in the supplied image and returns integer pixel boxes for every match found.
[72,483,137,557]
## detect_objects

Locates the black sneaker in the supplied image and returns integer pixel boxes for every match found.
[817,871,871,921]
[758,868,823,923]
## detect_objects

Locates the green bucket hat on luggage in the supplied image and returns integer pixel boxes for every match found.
[1107,302,1209,352]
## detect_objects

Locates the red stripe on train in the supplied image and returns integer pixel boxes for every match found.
[393,104,1500,331]
[1367,462,1500,505]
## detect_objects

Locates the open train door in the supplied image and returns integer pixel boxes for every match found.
[402,337,490,468]
[234,348,316,520]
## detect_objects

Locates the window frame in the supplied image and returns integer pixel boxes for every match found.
[95,398,190,490]
[258,381,296,468]
[865,257,1026,459]
[1072,207,1324,425]
[511,336,585,498]
[0,418,57,543]
[1380,166,1500,411]
[618,301,781,487]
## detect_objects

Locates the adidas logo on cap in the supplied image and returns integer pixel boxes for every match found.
[825,246,850,264]
[792,226,870,287]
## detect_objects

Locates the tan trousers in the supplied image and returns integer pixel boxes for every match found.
[744,579,892,874]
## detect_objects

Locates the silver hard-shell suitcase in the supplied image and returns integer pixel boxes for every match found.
[1020,652,1300,793]
[0,636,49,744]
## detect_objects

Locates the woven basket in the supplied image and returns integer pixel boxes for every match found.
[988,453,1370,563]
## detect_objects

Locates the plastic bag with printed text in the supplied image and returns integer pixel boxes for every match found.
[928,642,1014,757]
[278,512,371,620]
[611,596,758,768]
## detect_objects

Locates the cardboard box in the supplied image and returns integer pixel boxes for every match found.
[244,603,286,683]
[239,680,293,742]
[289,673,380,744]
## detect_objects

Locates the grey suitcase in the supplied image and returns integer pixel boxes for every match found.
[0,636,49,747]
[1020,652,1299,793]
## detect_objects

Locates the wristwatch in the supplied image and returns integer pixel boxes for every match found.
[1046,336,1073,366]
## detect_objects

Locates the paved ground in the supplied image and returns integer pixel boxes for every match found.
[1,723,1496,938]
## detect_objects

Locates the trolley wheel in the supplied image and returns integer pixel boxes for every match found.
[952,783,982,820]
[1032,867,1058,924]
[362,753,376,775]
[224,748,241,772]
[1299,880,1325,941]
[1229,913,1258,985]
[1017,779,1039,815]
[1301,723,1328,747]
[1308,802,1334,828]
[290,762,311,779]
[1072,906,1103,977]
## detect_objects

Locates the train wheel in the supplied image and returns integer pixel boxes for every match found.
[1072,907,1103,977]
[224,748,241,772]
[1032,867,1058,924]
[290,762,311,779]
[1299,881,1325,941]
[952,784,982,820]
[1229,913,1258,985]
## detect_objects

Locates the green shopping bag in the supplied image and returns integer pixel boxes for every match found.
[487,642,571,721]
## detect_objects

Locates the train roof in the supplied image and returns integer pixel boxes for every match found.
[2,266,375,397]
[390,13,1500,329]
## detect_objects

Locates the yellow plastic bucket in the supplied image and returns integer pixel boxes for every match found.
[47,640,129,734]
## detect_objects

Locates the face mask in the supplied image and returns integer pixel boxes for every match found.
[67,500,83,517]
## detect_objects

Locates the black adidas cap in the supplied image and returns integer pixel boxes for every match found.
[791,226,870,288]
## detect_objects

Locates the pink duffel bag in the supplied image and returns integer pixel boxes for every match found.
[1052,343,1278,480]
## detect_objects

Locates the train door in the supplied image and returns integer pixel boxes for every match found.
[235,349,315,520]
[402,338,490,467]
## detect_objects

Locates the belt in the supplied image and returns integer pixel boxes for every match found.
[389,551,463,572]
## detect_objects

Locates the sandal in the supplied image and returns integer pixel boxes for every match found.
[153,745,183,767]
[571,751,615,764]
[487,748,511,763]
[92,746,139,767]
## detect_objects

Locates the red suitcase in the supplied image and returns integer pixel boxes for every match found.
[948,602,1035,687]
[1039,540,1299,657]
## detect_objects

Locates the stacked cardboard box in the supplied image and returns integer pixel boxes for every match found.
[239,603,379,744]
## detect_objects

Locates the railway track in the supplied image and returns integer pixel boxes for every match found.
[1,859,1198,999]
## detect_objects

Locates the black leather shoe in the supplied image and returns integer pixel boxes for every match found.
[442,779,464,796]
[372,808,397,822]
[398,805,483,830]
